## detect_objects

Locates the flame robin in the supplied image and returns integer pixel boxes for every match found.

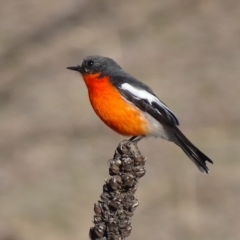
[67,56,213,173]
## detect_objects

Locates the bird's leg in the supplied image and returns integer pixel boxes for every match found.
[129,136,144,144]
[128,136,144,158]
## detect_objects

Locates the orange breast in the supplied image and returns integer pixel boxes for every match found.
[82,73,149,136]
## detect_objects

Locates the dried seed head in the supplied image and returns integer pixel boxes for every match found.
[100,192,111,202]
[121,157,133,172]
[117,140,131,154]
[109,158,122,175]
[107,222,117,232]
[89,223,106,238]
[133,165,146,178]
[120,225,132,238]
[118,219,129,229]
[90,140,146,240]
[94,203,102,216]
[109,199,121,210]
[93,216,102,224]
[123,194,139,212]
[134,156,145,165]
[108,176,122,190]
[102,210,110,222]
[122,173,135,187]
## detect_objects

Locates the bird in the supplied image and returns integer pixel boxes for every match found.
[67,55,213,173]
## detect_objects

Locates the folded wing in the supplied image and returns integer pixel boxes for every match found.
[119,82,179,127]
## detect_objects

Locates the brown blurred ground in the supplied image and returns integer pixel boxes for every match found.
[0,0,240,239]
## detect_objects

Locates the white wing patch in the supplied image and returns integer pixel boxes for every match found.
[120,83,179,126]
[121,83,172,112]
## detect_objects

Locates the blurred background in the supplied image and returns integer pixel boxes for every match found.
[0,0,240,239]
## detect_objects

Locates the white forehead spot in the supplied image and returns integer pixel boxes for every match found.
[121,83,158,103]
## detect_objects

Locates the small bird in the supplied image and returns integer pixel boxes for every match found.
[67,56,213,173]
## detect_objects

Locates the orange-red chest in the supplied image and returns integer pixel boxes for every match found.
[82,74,149,136]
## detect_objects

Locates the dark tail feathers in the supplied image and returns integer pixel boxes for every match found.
[174,130,213,173]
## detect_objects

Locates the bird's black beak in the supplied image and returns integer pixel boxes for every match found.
[66,65,82,73]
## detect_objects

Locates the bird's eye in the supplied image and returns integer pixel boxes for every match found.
[87,60,94,67]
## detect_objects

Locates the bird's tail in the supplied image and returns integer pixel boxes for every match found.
[173,129,213,173]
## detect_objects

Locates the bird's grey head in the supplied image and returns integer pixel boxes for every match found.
[67,55,122,76]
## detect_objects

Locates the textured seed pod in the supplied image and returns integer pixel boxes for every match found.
[94,215,102,224]
[118,219,129,229]
[100,192,111,202]
[133,165,146,178]
[122,173,135,188]
[109,159,121,175]
[134,156,145,165]
[120,225,132,238]
[126,184,138,194]
[123,194,139,211]
[108,175,122,190]
[90,140,146,240]
[109,199,121,210]
[122,157,133,172]
[89,222,106,238]
[94,203,102,216]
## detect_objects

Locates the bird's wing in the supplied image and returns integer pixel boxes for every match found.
[117,81,179,127]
